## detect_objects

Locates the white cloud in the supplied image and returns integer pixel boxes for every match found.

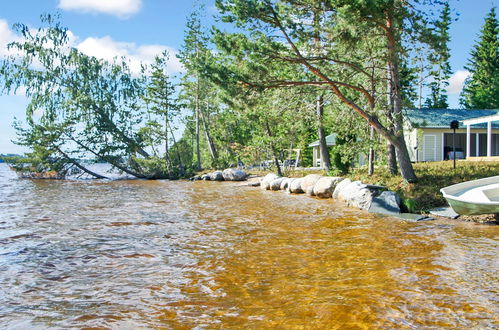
[447,70,471,94]
[0,19,21,57]
[0,17,183,77]
[77,36,184,75]
[58,0,142,18]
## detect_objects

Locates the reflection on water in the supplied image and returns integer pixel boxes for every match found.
[0,164,497,328]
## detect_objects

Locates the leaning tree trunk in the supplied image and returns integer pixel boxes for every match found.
[200,103,218,165]
[386,14,417,182]
[317,94,331,171]
[54,146,109,179]
[195,79,202,171]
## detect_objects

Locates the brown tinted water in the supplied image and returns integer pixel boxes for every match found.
[0,164,497,329]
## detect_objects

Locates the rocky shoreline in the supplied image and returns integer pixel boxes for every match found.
[192,169,434,222]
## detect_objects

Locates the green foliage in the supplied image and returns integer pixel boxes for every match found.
[425,2,452,109]
[460,7,499,109]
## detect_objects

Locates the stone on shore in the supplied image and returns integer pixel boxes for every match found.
[260,173,279,190]
[334,180,374,210]
[280,178,291,191]
[368,191,401,214]
[210,171,224,181]
[289,178,304,193]
[313,176,344,198]
[222,168,247,181]
[270,177,286,191]
[305,186,315,196]
[332,178,351,199]
[301,174,322,194]
[201,174,211,181]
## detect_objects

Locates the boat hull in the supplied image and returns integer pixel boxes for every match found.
[444,197,499,215]
[440,175,499,215]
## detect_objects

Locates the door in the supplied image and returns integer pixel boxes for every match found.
[423,135,437,161]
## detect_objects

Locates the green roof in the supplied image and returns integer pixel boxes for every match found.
[309,134,337,147]
[403,109,499,128]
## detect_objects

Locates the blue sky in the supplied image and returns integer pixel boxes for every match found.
[0,0,497,153]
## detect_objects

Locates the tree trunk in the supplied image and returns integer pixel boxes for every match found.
[265,120,283,176]
[54,146,109,179]
[316,94,331,171]
[195,80,202,170]
[200,102,218,164]
[387,142,397,174]
[368,126,375,176]
[386,14,417,182]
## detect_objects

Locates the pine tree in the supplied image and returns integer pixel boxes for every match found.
[460,7,499,109]
[425,2,452,109]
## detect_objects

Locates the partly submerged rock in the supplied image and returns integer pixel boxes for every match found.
[260,173,279,190]
[368,191,401,214]
[222,168,247,181]
[313,176,344,198]
[201,174,211,181]
[280,178,291,191]
[210,171,224,181]
[301,174,322,194]
[305,185,315,196]
[332,178,352,199]
[270,177,286,191]
[289,178,304,194]
[335,180,374,210]
[429,207,459,219]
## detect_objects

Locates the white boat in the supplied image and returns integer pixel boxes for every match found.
[440,176,499,215]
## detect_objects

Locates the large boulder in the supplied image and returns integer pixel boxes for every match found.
[368,191,401,214]
[280,178,292,191]
[260,173,279,190]
[289,178,304,194]
[270,177,286,191]
[210,171,224,181]
[301,174,322,193]
[332,178,352,199]
[313,176,344,198]
[335,180,374,210]
[222,168,247,181]
[305,186,315,196]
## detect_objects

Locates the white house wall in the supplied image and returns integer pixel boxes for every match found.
[404,127,499,162]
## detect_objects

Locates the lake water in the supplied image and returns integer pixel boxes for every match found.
[0,164,497,328]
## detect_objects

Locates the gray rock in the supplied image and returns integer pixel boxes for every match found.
[280,178,291,191]
[289,178,304,193]
[335,180,374,210]
[429,207,459,219]
[332,178,352,199]
[222,168,247,181]
[270,177,286,191]
[210,171,224,181]
[301,174,322,194]
[305,186,315,196]
[247,181,260,187]
[368,191,401,214]
[313,176,344,198]
[201,174,211,181]
[260,173,279,190]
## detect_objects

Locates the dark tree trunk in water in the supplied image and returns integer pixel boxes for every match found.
[317,94,331,171]
[265,121,283,177]
[54,146,109,179]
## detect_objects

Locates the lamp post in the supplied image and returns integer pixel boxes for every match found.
[450,120,459,169]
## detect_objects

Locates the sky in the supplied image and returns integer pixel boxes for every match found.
[0,0,497,154]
